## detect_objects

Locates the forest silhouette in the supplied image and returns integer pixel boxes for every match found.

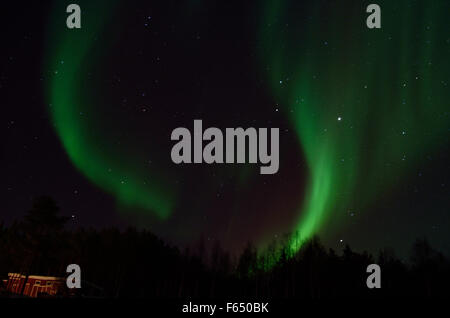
[1,196,449,298]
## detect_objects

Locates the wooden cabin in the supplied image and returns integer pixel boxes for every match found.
[6,272,65,297]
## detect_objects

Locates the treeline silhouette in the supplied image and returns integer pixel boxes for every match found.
[1,196,449,298]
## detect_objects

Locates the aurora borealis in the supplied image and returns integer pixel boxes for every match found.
[2,0,449,259]
[259,0,449,253]
[46,1,174,220]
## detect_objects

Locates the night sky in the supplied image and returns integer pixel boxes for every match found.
[2,0,449,259]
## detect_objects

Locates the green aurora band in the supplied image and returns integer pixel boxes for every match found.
[259,0,449,254]
[46,2,173,219]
